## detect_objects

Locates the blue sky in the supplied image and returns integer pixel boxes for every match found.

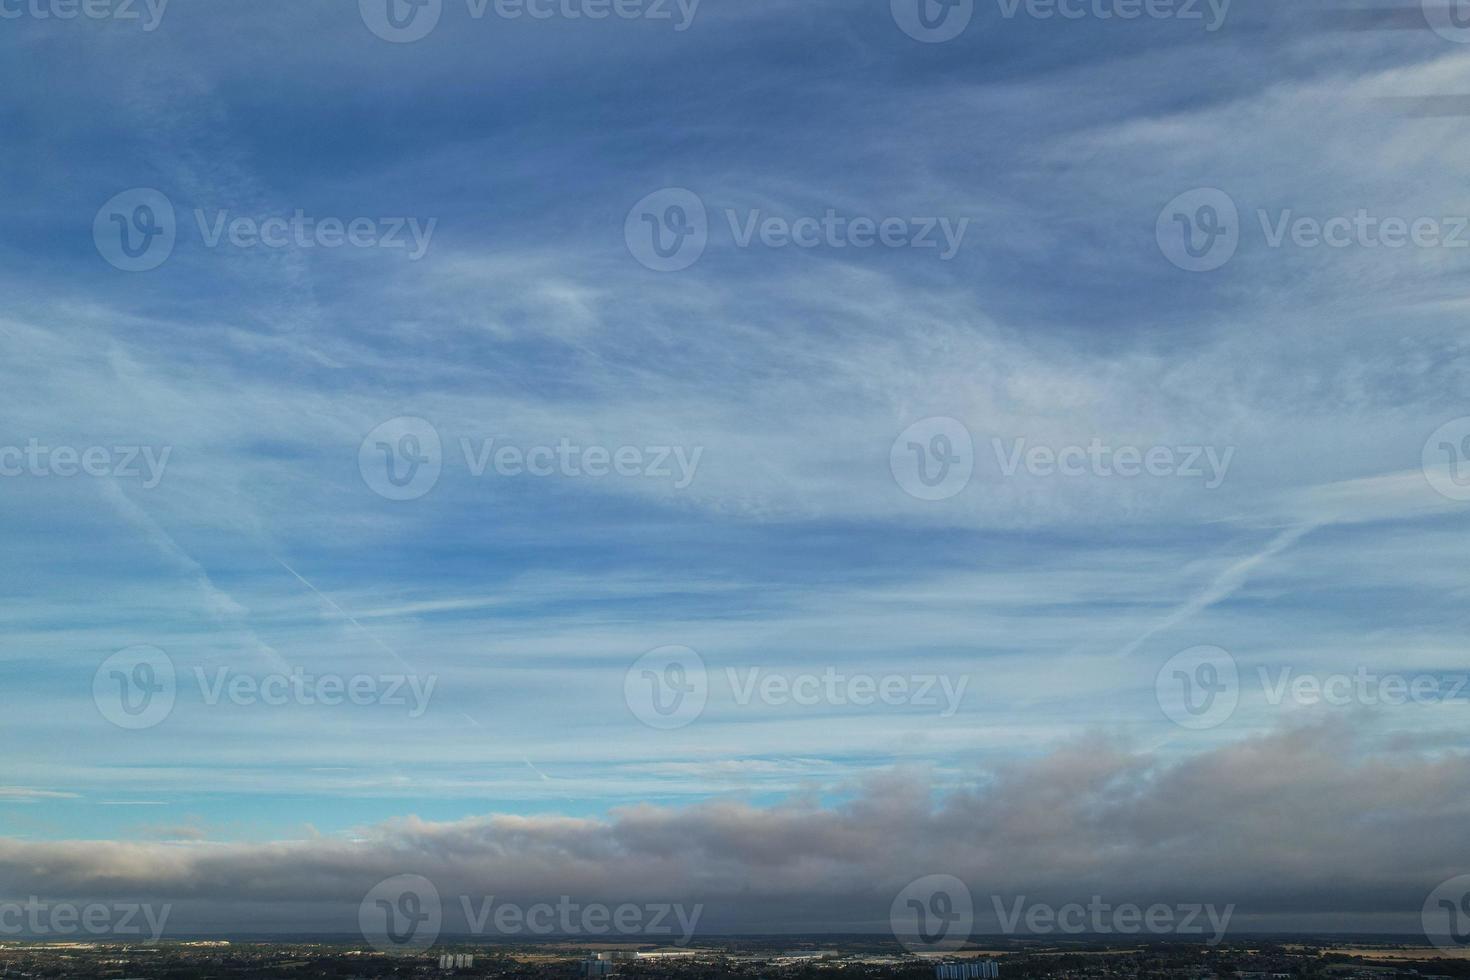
[1,0,1469,938]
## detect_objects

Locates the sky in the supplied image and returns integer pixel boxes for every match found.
[1,0,1470,946]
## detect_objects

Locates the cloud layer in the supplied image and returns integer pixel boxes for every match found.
[3,723,1465,936]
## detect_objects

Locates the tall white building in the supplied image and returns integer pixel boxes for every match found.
[438,954,474,970]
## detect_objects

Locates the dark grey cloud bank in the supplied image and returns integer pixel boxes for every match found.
[3,721,1465,937]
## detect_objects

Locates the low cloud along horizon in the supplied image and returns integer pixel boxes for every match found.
[3,721,1464,936]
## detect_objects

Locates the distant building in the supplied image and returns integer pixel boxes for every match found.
[936,960,1000,979]
[578,951,640,975]
[438,954,474,970]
